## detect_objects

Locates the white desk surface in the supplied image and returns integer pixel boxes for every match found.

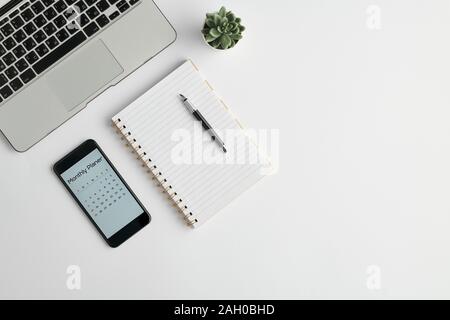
[2,0,450,299]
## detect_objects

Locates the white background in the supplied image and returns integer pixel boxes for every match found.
[1,0,450,299]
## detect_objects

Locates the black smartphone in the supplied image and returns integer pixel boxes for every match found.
[53,139,150,248]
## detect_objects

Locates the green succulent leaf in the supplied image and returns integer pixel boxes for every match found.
[213,14,221,26]
[220,34,232,49]
[205,18,215,28]
[219,6,227,17]
[230,33,242,41]
[209,28,221,38]
[211,39,221,48]
[227,12,235,22]
[205,33,217,42]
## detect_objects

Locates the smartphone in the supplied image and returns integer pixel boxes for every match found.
[53,139,150,248]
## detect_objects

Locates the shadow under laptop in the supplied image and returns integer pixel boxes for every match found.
[0,131,17,154]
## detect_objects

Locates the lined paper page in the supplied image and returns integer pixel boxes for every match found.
[113,61,268,226]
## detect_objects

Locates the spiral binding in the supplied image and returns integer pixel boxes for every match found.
[112,118,198,226]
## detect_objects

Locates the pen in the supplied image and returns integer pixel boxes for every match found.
[179,94,227,153]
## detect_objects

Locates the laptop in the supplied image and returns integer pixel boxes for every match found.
[0,0,176,152]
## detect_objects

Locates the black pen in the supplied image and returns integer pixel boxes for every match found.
[179,94,227,153]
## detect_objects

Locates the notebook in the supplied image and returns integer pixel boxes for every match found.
[112,60,270,227]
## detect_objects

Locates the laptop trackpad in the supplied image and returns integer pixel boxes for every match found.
[46,40,123,111]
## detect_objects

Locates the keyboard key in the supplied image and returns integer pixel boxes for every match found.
[43,22,57,35]
[43,7,57,20]
[0,74,7,86]
[129,0,139,5]
[118,3,129,13]
[23,22,37,35]
[0,61,5,72]
[55,28,69,42]
[20,68,36,84]
[31,2,45,14]
[54,15,67,28]
[86,6,99,19]
[20,2,31,10]
[3,37,16,50]
[5,66,18,79]
[33,30,46,43]
[25,51,39,64]
[0,85,13,99]
[14,58,28,72]
[64,6,78,19]
[0,33,3,42]
[21,8,35,22]
[0,44,5,56]
[95,14,108,28]
[66,20,80,34]
[74,0,87,12]
[33,14,47,28]
[35,43,49,56]
[33,31,86,74]
[12,45,26,58]
[0,18,8,27]
[42,0,55,5]
[2,52,15,65]
[85,0,97,5]
[117,0,129,12]
[1,23,14,37]
[23,37,37,50]
[97,0,109,12]
[108,11,119,20]
[10,78,23,91]
[79,14,89,27]
[45,36,59,49]
[12,30,26,42]
[10,16,24,29]
[9,10,19,19]
[65,0,77,4]
[54,0,67,13]
[83,21,98,37]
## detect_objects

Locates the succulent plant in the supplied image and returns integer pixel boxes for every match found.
[202,6,245,50]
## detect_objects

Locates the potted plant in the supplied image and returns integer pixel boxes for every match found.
[202,6,245,50]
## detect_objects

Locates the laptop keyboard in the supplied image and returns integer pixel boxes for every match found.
[0,0,140,104]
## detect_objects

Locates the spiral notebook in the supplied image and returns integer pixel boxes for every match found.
[112,60,270,227]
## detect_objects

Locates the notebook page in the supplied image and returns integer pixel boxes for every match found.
[113,61,269,226]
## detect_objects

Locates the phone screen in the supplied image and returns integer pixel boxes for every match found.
[60,148,144,238]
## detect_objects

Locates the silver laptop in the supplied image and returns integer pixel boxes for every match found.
[0,0,176,152]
